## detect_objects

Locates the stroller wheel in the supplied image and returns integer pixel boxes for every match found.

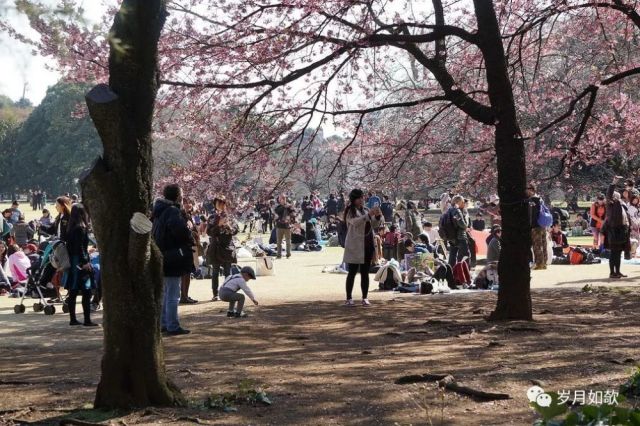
[43,305,56,315]
[62,303,69,314]
[33,303,44,312]
[14,304,26,314]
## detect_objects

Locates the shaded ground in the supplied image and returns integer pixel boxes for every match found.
[2,284,640,425]
[2,218,639,425]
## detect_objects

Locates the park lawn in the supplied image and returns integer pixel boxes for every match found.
[0,202,51,222]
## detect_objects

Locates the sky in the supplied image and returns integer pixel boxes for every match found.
[0,0,104,105]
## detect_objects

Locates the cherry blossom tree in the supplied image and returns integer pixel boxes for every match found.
[5,2,640,388]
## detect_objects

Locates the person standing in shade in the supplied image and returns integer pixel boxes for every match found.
[152,184,193,336]
[342,189,383,307]
[64,204,97,327]
[206,195,239,301]
[527,184,548,270]
[603,177,631,279]
[447,195,470,267]
[486,226,502,263]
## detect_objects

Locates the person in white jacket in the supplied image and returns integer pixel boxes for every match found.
[342,189,383,307]
[219,266,259,318]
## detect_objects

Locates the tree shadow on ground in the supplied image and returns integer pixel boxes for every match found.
[2,288,640,425]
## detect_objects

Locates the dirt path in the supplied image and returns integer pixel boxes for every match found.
[1,249,639,425]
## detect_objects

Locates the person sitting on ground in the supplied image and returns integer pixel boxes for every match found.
[39,209,52,228]
[471,213,486,231]
[1,210,12,244]
[550,222,569,257]
[0,241,11,293]
[23,243,39,266]
[219,266,259,318]
[573,214,589,231]
[416,234,434,253]
[9,201,21,225]
[404,238,428,254]
[486,226,502,263]
[421,222,439,246]
[383,225,400,261]
[8,244,31,284]
[10,215,34,247]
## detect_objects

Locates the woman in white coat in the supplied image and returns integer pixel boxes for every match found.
[343,189,383,307]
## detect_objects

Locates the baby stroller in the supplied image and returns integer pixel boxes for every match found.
[13,241,59,315]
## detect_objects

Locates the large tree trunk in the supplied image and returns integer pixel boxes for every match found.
[474,0,533,320]
[80,0,185,408]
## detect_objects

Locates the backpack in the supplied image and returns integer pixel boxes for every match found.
[50,240,70,271]
[1,219,10,237]
[438,209,457,241]
[537,201,553,228]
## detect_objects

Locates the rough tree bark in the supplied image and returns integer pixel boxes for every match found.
[474,0,533,320]
[80,0,185,408]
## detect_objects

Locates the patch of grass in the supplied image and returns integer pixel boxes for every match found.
[204,379,272,412]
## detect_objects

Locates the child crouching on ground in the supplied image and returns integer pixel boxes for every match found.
[219,266,259,318]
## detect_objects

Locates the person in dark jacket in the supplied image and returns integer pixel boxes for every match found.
[206,195,239,301]
[64,204,97,327]
[301,196,313,224]
[603,177,631,279]
[336,192,346,213]
[40,196,72,241]
[326,194,338,218]
[152,184,193,336]
[471,213,486,231]
[486,226,502,263]
[10,215,34,247]
[447,195,470,267]
[380,195,394,223]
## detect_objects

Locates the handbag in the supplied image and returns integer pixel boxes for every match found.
[256,256,275,276]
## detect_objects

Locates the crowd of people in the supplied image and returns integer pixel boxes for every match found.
[1,195,99,326]
[1,176,637,334]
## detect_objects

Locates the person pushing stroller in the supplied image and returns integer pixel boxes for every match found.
[219,266,259,318]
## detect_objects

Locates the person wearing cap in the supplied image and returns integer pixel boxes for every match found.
[219,266,259,318]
